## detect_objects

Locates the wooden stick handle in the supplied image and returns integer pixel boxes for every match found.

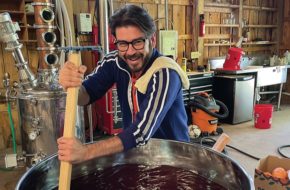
[58,53,81,190]
[212,133,230,153]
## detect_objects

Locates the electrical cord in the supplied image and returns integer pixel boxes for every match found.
[192,137,261,161]
[277,145,290,158]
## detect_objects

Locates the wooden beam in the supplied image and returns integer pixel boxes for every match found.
[204,7,233,13]
[205,24,239,27]
[178,34,192,40]
[242,46,272,52]
[198,0,204,65]
[204,34,231,39]
[114,0,192,6]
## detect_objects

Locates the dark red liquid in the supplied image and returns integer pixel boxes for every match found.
[62,164,226,190]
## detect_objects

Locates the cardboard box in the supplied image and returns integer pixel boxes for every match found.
[254,155,290,190]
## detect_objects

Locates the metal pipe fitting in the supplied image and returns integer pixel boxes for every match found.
[44,52,58,65]
[40,7,55,23]
[42,31,56,45]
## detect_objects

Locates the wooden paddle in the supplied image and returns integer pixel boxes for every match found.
[58,52,81,190]
[212,133,230,153]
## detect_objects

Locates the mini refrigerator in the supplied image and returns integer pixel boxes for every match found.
[213,75,255,124]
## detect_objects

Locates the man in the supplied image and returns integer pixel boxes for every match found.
[58,4,190,164]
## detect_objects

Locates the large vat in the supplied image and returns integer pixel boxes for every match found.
[16,139,254,189]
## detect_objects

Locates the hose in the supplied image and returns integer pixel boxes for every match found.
[7,102,17,154]
[196,137,260,160]
[277,145,290,158]
[0,102,17,172]
[189,98,229,119]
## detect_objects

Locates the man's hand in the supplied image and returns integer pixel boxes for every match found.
[59,62,87,90]
[57,137,89,164]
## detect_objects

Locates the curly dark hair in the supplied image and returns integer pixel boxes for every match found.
[109,4,156,38]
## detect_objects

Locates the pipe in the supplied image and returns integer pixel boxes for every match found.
[99,0,109,55]
[59,0,73,46]
[7,102,17,154]
[0,12,37,90]
[32,0,56,69]
[3,72,17,154]
[165,0,169,30]
[55,0,65,66]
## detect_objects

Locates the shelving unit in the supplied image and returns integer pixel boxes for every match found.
[0,0,28,41]
[201,0,282,64]
[0,0,37,42]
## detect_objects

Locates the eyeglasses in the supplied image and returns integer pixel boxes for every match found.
[114,38,146,52]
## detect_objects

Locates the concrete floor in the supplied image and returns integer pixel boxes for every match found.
[1,104,290,189]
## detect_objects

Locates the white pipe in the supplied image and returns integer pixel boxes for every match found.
[55,0,65,66]
[165,0,169,30]
[99,0,109,55]
[59,0,73,46]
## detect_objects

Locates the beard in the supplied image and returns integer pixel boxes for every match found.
[123,43,153,73]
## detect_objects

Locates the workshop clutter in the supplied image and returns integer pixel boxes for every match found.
[254,104,273,129]
[255,155,290,190]
[188,93,229,136]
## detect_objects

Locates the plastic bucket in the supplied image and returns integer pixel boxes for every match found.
[254,104,273,129]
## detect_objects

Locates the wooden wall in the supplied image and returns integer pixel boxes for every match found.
[74,0,196,73]
[203,0,279,64]
[281,0,290,103]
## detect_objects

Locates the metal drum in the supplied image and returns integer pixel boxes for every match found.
[18,89,85,167]
[16,139,254,189]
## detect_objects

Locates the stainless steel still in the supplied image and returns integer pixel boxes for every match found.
[18,89,85,167]
[0,4,87,168]
[16,139,254,189]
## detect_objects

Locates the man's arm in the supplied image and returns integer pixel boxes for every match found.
[57,136,124,164]
[78,85,90,106]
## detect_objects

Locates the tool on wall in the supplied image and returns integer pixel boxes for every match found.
[188,93,229,136]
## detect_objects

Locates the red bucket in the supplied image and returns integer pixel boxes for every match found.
[254,104,273,129]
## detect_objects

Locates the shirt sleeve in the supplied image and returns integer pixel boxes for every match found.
[118,68,182,151]
[82,58,116,104]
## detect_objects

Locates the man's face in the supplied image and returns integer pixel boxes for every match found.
[115,26,156,73]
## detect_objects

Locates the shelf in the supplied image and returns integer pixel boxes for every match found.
[242,41,278,45]
[27,26,35,29]
[26,13,34,16]
[0,10,25,14]
[205,24,239,28]
[242,46,273,52]
[243,5,277,11]
[20,40,37,43]
[204,43,235,47]
[204,34,231,39]
[204,3,240,9]
[245,25,278,28]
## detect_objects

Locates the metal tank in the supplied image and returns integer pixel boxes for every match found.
[0,0,85,168]
[18,89,85,166]
[16,139,254,190]
[18,90,64,166]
